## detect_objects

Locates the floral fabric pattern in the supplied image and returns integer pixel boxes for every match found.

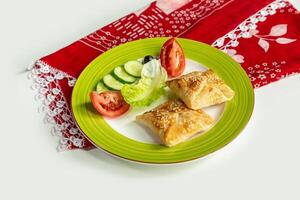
[29,0,300,150]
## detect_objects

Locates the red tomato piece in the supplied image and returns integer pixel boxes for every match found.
[160,38,186,77]
[90,91,130,118]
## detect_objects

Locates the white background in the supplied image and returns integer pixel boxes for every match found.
[1,0,300,199]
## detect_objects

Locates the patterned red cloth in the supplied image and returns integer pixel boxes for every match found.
[29,0,300,150]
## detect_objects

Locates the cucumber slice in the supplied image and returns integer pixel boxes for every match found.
[103,74,124,90]
[113,66,136,83]
[96,81,109,93]
[124,61,143,77]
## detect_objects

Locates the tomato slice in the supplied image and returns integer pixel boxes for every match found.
[160,38,186,77]
[90,91,130,118]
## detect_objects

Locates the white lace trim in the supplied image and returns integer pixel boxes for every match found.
[28,0,296,151]
[28,60,86,151]
[212,0,288,50]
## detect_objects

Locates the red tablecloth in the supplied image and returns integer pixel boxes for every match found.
[29,0,300,150]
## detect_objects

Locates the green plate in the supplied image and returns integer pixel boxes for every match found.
[72,37,254,164]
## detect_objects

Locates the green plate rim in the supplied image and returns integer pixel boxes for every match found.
[71,37,255,164]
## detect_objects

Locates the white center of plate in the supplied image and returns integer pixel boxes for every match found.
[104,59,225,144]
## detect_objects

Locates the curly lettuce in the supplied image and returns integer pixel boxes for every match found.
[121,60,167,106]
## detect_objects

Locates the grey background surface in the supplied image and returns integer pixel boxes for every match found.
[0,0,300,199]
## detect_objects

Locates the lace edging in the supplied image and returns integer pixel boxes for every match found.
[28,60,87,151]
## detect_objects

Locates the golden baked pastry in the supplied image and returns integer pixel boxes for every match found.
[136,100,214,147]
[167,70,235,109]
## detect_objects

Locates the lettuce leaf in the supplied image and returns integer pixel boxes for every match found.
[121,79,165,106]
[121,60,167,106]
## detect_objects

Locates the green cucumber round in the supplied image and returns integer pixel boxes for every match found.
[124,61,143,77]
[103,74,124,90]
[113,66,136,83]
[96,81,109,93]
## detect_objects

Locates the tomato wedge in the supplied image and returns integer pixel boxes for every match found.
[160,38,186,77]
[90,91,130,118]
